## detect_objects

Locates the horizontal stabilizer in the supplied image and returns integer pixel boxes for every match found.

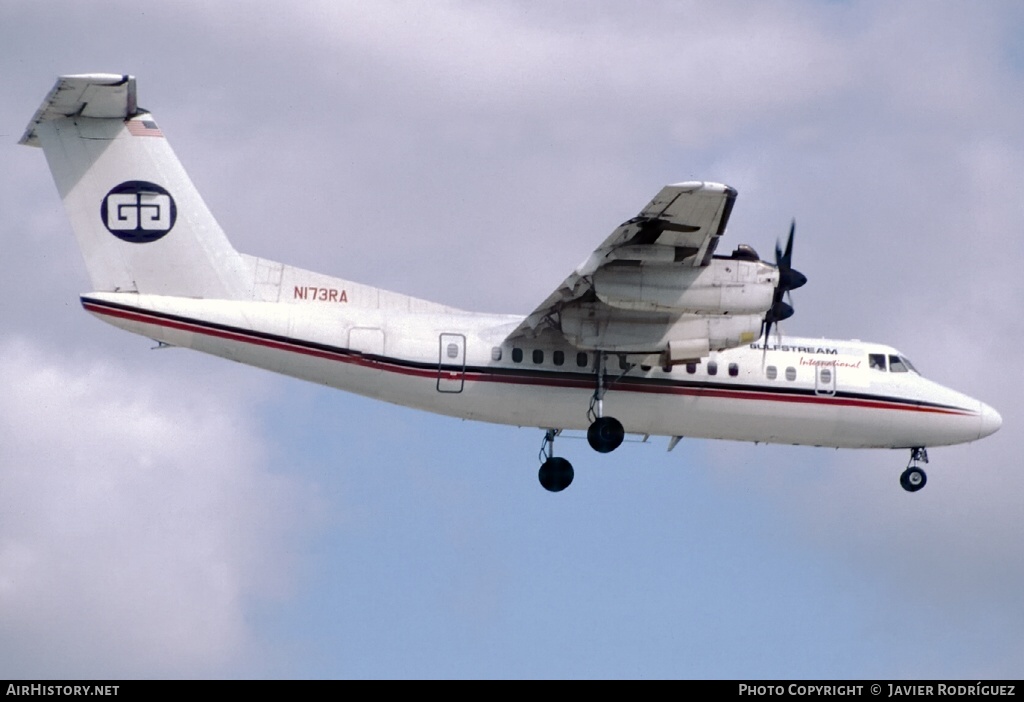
[20,73,136,147]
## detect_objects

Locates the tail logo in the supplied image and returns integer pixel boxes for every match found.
[101,181,177,243]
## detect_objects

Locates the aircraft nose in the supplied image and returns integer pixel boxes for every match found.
[978,402,1002,439]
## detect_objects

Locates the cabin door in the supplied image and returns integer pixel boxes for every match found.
[815,365,837,396]
[437,333,466,393]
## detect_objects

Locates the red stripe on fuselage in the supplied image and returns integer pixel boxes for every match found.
[81,299,975,418]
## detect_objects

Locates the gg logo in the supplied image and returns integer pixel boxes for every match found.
[101,181,177,243]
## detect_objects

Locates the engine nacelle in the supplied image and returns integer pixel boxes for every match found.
[593,258,776,315]
[560,303,763,357]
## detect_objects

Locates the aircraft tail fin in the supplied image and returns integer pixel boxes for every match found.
[22,74,252,299]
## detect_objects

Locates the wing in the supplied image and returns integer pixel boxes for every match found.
[510,181,745,353]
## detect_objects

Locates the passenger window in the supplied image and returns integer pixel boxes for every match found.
[686,363,697,374]
[707,361,718,376]
[869,354,887,371]
[640,364,652,372]
[533,349,544,364]
[491,347,502,362]
[820,368,832,384]
[662,364,672,373]
[446,343,459,359]
[576,352,588,368]
[728,363,739,377]
[889,355,908,373]
[553,350,564,366]
[785,367,797,381]
[766,365,777,380]
[512,347,523,363]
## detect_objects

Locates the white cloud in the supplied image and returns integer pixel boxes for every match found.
[0,338,316,678]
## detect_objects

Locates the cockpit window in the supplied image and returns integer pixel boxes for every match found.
[868,352,920,374]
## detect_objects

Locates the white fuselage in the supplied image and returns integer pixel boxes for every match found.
[81,292,1000,451]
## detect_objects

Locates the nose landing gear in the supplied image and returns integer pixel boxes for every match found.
[900,447,928,492]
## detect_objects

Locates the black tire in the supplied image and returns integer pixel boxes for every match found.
[538,457,574,492]
[587,416,625,453]
[900,467,927,492]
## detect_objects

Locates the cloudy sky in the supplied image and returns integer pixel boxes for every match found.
[2,1,1022,679]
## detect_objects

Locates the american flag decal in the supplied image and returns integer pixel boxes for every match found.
[125,118,163,137]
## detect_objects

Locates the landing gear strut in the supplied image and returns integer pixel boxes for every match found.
[900,447,928,492]
[537,353,627,492]
[538,429,574,492]
[587,353,625,453]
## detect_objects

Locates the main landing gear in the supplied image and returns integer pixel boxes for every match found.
[537,353,627,492]
[587,352,625,453]
[538,429,574,492]
[900,447,928,492]
[588,417,625,453]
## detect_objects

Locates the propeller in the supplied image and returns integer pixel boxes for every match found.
[762,219,807,350]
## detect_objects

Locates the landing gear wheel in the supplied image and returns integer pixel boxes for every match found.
[539,457,574,492]
[900,467,927,493]
[587,416,625,453]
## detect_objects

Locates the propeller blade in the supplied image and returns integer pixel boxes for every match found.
[775,220,805,290]
[764,299,793,325]
[782,219,795,266]
[762,219,805,346]
[779,267,807,292]
[774,300,794,322]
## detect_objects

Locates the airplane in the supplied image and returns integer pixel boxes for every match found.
[21,73,1002,493]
